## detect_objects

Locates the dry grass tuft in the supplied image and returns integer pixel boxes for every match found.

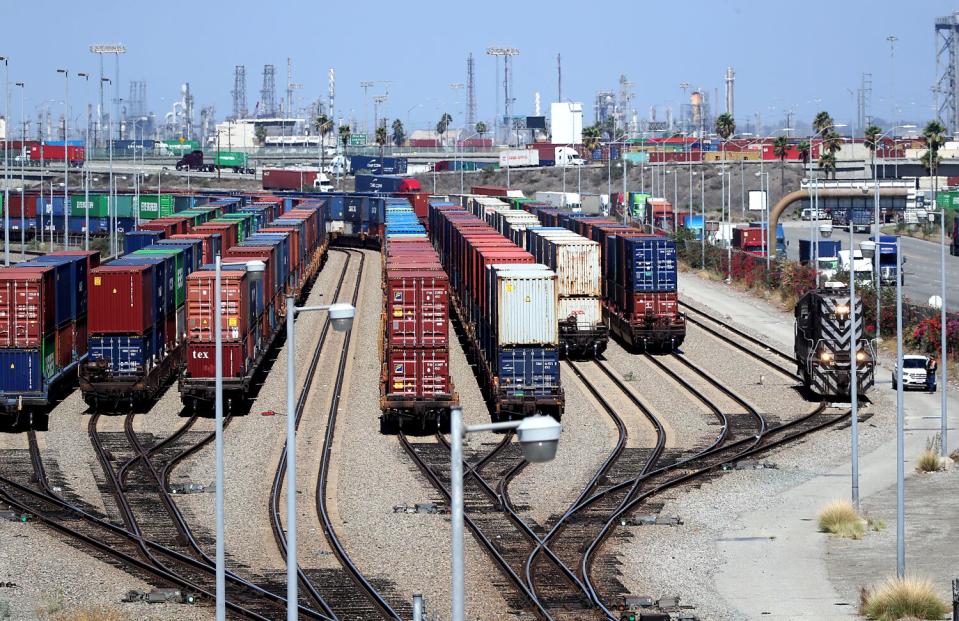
[41,606,128,621]
[818,500,866,539]
[860,576,949,620]
[916,449,945,474]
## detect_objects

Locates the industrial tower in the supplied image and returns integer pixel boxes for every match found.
[725,66,735,117]
[935,12,959,134]
[858,73,872,133]
[466,53,477,130]
[232,65,248,119]
[286,58,302,119]
[260,64,277,118]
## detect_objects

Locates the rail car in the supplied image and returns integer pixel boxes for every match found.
[179,199,328,410]
[794,284,875,398]
[428,199,564,422]
[460,196,610,359]
[379,202,458,432]
[515,202,685,352]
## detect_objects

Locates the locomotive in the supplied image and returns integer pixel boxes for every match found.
[794,284,875,398]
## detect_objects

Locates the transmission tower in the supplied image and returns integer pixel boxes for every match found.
[232,65,247,119]
[466,53,477,130]
[557,53,562,103]
[935,12,959,133]
[286,58,302,119]
[858,73,873,132]
[260,64,276,118]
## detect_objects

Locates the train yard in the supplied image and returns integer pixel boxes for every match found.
[0,182,954,621]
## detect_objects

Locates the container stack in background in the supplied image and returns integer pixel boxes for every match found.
[0,250,97,400]
[379,201,457,431]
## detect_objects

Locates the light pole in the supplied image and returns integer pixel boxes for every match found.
[284,296,355,621]
[56,68,69,250]
[850,234,875,511]
[449,407,561,621]
[213,257,266,620]
[2,55,9,265]
[892,235,905,577]
[458,132,481,193]
[14,81,24,258]
[755,171,771,270]
[77,72,90,250]
[936,167,949,458]
[102,78,115,256]
[870,125,915,340]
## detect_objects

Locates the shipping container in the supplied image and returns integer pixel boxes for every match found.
[349,155,408,175]
[354,174,422,193]
[0,267,55,347]
[386,349,451,397]
[88,265,157,334]
[136,194,175,219]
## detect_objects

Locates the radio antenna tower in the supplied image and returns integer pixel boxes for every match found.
[232,65,247,119]
[260,64,276,118]
[557,53,562,102]
[466,53,477,130]
[486,47,519,142]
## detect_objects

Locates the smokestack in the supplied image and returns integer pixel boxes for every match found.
[725,66,735,117]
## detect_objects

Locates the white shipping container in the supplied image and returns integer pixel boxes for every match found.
[558,297,602,330]
[533,232,602,298]
[499,149,540,168]
[490,266,558,346]
[535,191,581,210]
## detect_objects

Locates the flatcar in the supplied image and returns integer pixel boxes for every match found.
[794,284,875,397]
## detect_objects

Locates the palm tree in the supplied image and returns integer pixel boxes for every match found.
[773,135,789,196]
[864,124,881,185]
[817,151,837,179]
[475,121,487,141]
[254,124,267,146]
[315,114,332,172]
[812,111,834,136]
[391,119,405,147]
[923,120,947,212]
[436,112,452,146]
[798,140,811,167]
[375,126,388,158]
[715,112,735,163]
[583,124,602,154]
[338,124,351,151]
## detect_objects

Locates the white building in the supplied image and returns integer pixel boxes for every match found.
[550,102,583,144]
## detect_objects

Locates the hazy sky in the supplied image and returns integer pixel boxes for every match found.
[2,0,957,134]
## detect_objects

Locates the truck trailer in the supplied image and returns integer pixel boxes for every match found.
[175,150,254,174]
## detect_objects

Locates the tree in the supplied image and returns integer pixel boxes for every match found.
[436,112,452,145]
[812,111,834,136]
[391,119,406,147]
[315,114,332,171]
[773,135,789,196]
[254,124,267,146]
[338,124,351,149]
[798,140,811,167]
[817,151,837,179]
[714,112,735,162]
[922,120,947,212]
[475,121,487,140]
[582,124,602,154]
[864,124,882,183]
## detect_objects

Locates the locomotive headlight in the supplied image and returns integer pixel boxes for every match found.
[856,350,867,362]
[820,351,834,363]
[835,304,850,316]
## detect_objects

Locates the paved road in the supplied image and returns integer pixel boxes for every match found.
[780,220,957,309]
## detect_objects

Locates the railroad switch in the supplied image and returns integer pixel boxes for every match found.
[0,511,28,523]
[168,483,209,494]
[123,588,199,604]
[621,514,682,526]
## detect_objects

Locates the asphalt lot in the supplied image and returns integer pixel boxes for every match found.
[780,220,957,309]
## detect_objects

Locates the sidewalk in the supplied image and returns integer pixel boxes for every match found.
[680,273,959,619]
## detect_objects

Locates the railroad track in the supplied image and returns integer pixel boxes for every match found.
[270,248,404,620]
[679,300,799,379]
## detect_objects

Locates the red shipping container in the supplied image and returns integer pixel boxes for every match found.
[621,291,680,320]
[386,349,451,397]
[395,192,429,222]
[171,233,221,265]
[56,322,74,367]
[470,185,512,197]
[186,339,252,379]
[137,220,178,239]
[29,144,84,163]
[385,270,449,349]
[74,317,88,357]
[193,222,238,252]
[224,248,276,299]
[165,312,177,349]
[6,192,38,218]
[186,269,252,342]
[732,226,765,250]
[88,266,154,334]
[0,267,56,346]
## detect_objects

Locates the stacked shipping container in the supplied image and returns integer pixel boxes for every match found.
[428,197,563,421]
[379,202,457,431]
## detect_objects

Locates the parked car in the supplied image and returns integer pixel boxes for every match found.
[892,355,935,392]
[801,208,830,221]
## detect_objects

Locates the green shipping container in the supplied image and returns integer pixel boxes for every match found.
[214,151,248,167]
[133,247,186,308]
[70,194,110,217]
[137,194,175,219]
[212,216,249,242]
[113,194,135,218]
[161,140,201,156]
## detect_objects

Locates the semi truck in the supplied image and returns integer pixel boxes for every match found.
[499,149,540,168]
[869,235,904,285]
[525,143,585,166]
[175,150,254,174]
[798,239,842,265]
[833,205,872,233]
[262,168,334,191]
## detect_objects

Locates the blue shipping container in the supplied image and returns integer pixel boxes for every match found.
[495,347,561,397]
[125,230,165,254]
[20,256,76,326]
[349,155,408,175]
[0,349,47,392]
[88,333,157,375]
[620,237,677,292]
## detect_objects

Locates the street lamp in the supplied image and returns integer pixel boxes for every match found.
[457,132,482,193]
[449,408,561,621]
[56,69,70,250]
[76,72,91,251]
[2,55,9,265]
[101,77,115,256]
[213,257,266,621]
[755,170,772,271]
[14,81,24,258]
[284,296,354,621]
[870,125,915,341]
[891,235,906,577]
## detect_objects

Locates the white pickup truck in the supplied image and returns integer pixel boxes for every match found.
[892,355,935,391]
